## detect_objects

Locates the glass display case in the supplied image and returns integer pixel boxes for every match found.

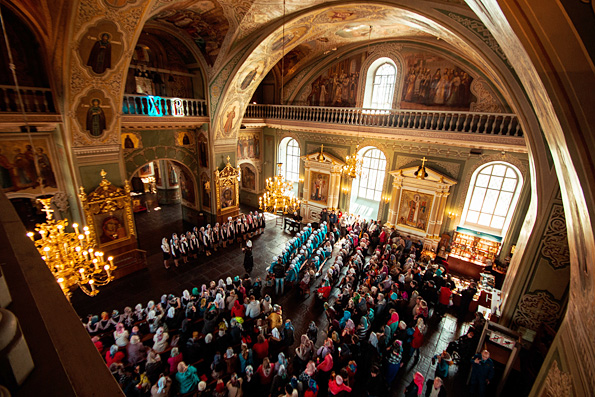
[449,226,502,265]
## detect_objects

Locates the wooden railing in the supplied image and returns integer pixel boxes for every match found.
[122,94,208,117]
[245,104,523,137]
[0,85,56,113]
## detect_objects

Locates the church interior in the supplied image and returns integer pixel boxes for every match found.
[0,0,594,396]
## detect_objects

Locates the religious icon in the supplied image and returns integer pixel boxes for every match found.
[221,187,235,208]
[241,66,259,90]
[86,98,107,137]
[100,215,127,243]
[223,106,236,135]
[124,135,134,148]
[86,33,112,74]
[310,172,329,203]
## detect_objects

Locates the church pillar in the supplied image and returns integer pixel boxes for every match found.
[387,176,403,225]
[499,187,570,334]
[431,192,449,237]
[302,164,311,205]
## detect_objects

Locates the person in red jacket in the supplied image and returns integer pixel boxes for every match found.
[231,299,245,319]
[105,344,124,367]
[436,282,453,317]
[252,334,269,361]
[328,374,352,395]
[409,318,426,360]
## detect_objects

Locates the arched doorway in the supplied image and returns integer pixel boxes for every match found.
[129,160,199,257]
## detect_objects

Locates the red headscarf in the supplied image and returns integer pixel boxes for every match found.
[413,372,425,395]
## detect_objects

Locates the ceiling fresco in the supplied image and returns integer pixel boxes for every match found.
[151,0,230,65]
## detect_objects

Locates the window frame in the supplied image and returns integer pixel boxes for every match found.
[357,147,387,202]
[460,161,523,237]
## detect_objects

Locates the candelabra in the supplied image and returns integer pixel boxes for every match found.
[27,198,115,300]
[259,163,300,214]
[342,145,363,179]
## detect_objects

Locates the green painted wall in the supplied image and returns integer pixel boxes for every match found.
[80,162,122,193]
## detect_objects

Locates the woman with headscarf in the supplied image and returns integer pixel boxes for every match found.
[339,311,351,329]
[243,365,258,395]
[270,364,289,396]
[231,299,246,319]
[113,322,129,347]
[170,237,181,268]
[307,321,319,344]
[212,223,220,252]
[105,344,124,367]
[295,334,314,374]
[243,239,254,273]
[356,316,370,340]
[181,289,193,307]
[226,373,243,397]
[227,217,236,246]
[275,352,289,373]
[150,375,172,397]
[223,346,239,375]
[161,237,171,269]
[239,343,253,374]
[166,347,183,375]
[145,348,164,385]
[328,373,352,395]
[126,335,146,366]
[405,371,425,397]
[176,362,199,395]
[385,339,404,385]
[152,327,169,353]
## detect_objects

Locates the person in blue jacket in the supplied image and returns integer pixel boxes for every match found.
[469,350,494,397]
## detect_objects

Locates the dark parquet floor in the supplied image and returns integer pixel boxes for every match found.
[70,200,530,397]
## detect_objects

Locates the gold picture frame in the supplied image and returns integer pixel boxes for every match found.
[79,170,136,248]
[214,156,240,213]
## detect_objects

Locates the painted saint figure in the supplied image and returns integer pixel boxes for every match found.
[223,106,236,135]
[87,33,112,74]
[86,99,107,137]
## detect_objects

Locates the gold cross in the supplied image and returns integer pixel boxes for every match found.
[38,198,54,221]
[421,156,427,167]
[226,156,230,164]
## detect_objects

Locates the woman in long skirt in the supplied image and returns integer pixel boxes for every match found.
[220,221,228,248]
[212,223,220,252]
[188,231,199,260]
[227,218,235,246]
[179,234,189,264]
[170,239,181,268]
[243,240,254,274]
[161,237,171,269]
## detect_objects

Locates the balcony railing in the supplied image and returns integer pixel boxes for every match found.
[122,94,208,118]
[245,104,523,137]
[0,85,56,113]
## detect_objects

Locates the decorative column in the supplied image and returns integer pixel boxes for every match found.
[431,190,450,237]
[387,172,403,225]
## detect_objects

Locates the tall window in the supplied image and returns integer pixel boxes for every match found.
[278,137,300,182]
[363,57,397,109]
[462,162,523,236]
[357,148,387,201]
[371,63,396,109]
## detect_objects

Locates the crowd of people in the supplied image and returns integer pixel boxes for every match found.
[83,208,494,397]
[160,212,265,269]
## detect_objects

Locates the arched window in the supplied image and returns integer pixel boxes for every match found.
[371,63,396,109]
[357,147,387,201]
[461,162,523,236]
[278,137,300,183]
[363,57,397,109]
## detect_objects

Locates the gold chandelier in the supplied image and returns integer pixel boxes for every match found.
[342,145,363,179]
[27,198,115,300]
[259,163,300,214]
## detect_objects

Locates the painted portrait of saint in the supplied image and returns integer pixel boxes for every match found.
[100,215,127,244]
[86,98,107,137]
[86,33,112,74]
